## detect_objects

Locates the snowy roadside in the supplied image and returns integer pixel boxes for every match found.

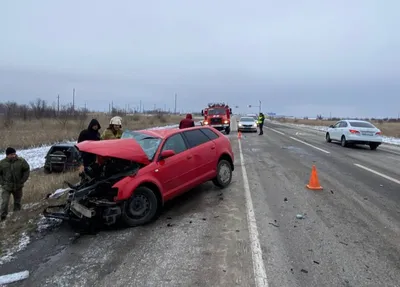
[271,120,400,146]
[0,123,181,171]
[0,122,205,266]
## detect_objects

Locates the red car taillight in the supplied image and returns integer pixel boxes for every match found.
[376,131,382,135]
[349,129,360,134]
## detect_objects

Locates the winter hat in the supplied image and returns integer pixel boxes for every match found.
[6,147,16,156]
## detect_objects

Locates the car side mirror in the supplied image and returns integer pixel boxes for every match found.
[160,149,175,160]
[329,125,334,128]
[201,110,204,116]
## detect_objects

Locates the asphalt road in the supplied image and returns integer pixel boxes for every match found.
[1,117,400,287]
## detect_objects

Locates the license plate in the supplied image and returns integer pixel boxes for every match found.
[70,201,93,218]
[362,132,373,136]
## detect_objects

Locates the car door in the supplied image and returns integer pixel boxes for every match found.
[339,121,348,138]
[182,129,217,183]
[155,133,192,198]
[330,121,342,140]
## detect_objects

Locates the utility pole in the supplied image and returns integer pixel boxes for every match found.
[259,100,262,114]
[57,94,60,114]
[72,88,75,112]
[174,93,177,114]
[139,100,142,113]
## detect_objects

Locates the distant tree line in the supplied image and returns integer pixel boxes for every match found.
[302,115,400,123]
[0,98,88,128]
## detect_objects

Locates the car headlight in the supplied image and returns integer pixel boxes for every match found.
[224,120,229,124]
[253,123,257,127]
[238,123,243,127]
[204,121,209,125]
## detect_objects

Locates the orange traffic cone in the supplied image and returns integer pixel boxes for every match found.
[306,165,323,190]
[238,131,242,139]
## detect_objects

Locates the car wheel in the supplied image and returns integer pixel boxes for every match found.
[326,133,331,143]
[212,159,233,188]
[121,186,158,227]
[225,127,231,135]
[369,143,379,150]
[341,135,347,147]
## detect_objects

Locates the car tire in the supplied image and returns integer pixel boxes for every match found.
[121,186,158,227]
[326,133,331,143]
[212,159,233,189]
[369,143,379,150]
[225,127,231,135]
[341,135,347,147]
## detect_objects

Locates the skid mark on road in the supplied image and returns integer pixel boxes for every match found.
[266,127,285,135]
[354,163,400,185]
[289,136,330,154]
[238,139,269,287]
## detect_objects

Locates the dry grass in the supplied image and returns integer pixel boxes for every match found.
[276,118,400,138]
[0,113,183,150]
[0,171,79,255]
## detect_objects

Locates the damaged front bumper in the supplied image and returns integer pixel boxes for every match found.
[43,199,122,226]
[43,164,139,227]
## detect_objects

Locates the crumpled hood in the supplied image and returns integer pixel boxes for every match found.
[76,138,150,165]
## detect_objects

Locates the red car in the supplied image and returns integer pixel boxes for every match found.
[44,126,234,228]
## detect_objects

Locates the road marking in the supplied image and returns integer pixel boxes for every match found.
[267,127,285,135]
[354,163,400,185]
[289,136,330,154]
[238,139,269,287]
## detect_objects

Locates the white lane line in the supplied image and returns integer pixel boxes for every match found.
[266,127,285,135]
[354,163,400,185]
[238,139,269,287]
[289,136,330,154]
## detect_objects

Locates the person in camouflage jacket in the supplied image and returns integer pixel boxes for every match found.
[101,116,123,140]
[0,147,30,221]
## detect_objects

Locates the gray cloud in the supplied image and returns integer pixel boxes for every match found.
[1,0,399,117]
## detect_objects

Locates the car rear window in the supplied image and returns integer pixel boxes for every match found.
[200,128,219,140]
[349,121,375,128]
[183,129,210,148]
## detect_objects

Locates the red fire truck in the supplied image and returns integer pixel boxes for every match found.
[201,102,232,134]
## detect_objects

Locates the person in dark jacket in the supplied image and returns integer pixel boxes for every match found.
[179,114,195,129]
[77,119,101,167]
[0,147,30,221]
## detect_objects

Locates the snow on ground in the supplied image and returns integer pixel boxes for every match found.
[0,232,30,266]
[0,123,181,171]
[274,121,400,146]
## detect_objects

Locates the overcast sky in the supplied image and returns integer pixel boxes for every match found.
[1,0,399,118]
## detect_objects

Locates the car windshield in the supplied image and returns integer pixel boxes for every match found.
[240,117,255,122]
[121,130,162,161]
[207,108,226,115]
[349,121,375,128]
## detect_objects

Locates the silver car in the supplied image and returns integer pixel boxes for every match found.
[238,116,258,132]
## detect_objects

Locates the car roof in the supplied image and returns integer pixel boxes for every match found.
[347,120,370,123]
[52,143,76,147]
